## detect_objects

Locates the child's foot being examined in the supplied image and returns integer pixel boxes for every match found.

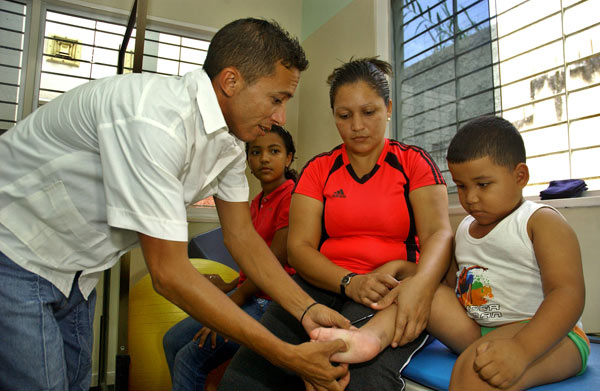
[310,327,382,363]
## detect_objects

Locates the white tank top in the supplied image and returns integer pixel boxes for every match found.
[454,200,572,327]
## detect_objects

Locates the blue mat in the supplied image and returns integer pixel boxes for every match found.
[403,338,599,390]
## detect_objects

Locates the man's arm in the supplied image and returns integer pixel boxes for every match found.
[138,233,349,390]
[214,197,350,329]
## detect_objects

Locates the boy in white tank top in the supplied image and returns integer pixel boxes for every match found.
[310,115,589,390]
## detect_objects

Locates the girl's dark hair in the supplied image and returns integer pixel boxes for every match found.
[326,57,393,108]
[246,125,298,182]
[447,115,526,169]
[203,18,308,85]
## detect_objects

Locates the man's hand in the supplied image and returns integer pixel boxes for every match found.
[473,339,530,389]
[301,303,350,334]
[283,340,349,391]
[303,364,350,391]
[372,275,432,347]
[346,273,399,306]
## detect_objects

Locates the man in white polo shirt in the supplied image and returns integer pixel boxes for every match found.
[0,18,350,391]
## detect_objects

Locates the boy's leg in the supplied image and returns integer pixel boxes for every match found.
[310,305,397,363]
[312,283,480,362]
[427,284,481,353]
[340,300,429,391]
[55,283,96,391]
[0,252,68,390]
[450,322,582,391]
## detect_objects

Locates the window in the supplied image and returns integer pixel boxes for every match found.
[37,6,215,207]
[39,8,210,105]
[0,0,28,135]
[392,0,600,195]
[392,0,497,192]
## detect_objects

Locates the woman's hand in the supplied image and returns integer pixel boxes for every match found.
[373,275,433,347]
[193,326,226,349]
[345,273,399,306]
[371,260,417,281]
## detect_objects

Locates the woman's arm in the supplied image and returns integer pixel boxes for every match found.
[288,194,398,304]
[443,246,459,288]
[287,193,350,291]
[374,184,453,347]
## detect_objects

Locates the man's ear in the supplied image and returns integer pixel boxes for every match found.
[214,66,243,98]
[515,163,529,188]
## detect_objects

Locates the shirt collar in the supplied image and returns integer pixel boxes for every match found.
[260,179,294,203]
[191,69,228,135]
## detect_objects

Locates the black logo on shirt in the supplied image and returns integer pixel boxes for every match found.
[332,189,346,198]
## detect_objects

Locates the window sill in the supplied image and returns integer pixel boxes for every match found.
[449,190,600,216]
[186,206,219,223]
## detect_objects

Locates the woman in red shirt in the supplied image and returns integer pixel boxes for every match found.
[220,58,453,391]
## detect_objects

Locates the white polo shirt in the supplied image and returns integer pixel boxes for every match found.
[0,69,248,298]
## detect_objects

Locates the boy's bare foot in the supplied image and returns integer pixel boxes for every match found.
[310,327,382,364]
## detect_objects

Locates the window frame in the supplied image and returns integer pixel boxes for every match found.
[0,0,33,133]
[391,0,600,196]
[33,1,214,108]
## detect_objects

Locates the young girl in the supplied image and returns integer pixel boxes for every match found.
[162,125,298,391]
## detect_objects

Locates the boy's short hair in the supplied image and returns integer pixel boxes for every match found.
[203,18,308,85]
[447,115,526,169]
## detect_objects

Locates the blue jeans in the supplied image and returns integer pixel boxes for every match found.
[0,251,96,391]
[163,295,271,391]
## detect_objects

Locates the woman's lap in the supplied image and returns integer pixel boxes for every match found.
[219,275,429,391]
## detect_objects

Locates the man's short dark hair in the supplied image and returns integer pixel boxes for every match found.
[447,115,526,169]
[203,18,308,85]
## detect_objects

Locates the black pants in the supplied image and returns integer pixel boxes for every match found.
[218,275,429,391]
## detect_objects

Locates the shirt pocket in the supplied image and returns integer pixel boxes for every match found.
[0,180,106,267]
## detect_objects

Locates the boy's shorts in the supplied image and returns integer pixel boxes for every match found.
[480,323,590,376]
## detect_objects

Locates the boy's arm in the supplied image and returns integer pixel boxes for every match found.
[473,207,585,388]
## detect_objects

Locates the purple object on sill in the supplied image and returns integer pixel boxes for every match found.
[540,179,587,200]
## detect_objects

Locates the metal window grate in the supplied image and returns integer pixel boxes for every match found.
[38,8,210,105]
[0,0,27,135]
[392,0,600,194]
[392,0,496,191]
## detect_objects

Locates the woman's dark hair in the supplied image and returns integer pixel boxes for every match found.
[246,125,298,182]
[326,57,392,108]
[447,115,526,169]
[203,18,308,85]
